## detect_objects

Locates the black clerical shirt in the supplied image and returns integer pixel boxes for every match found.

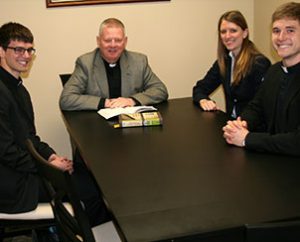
[274,64,297,133]
[98,60,121,109]
[0,67,33,124]
[104,60,121,98]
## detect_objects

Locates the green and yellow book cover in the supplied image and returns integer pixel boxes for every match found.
[115,111,163,128]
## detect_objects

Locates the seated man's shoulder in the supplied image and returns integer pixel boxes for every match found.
[78,48,99,62]
[125,50,147,60]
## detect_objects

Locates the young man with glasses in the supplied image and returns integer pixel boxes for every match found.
[5,46,36,55]
[0,22,109,230]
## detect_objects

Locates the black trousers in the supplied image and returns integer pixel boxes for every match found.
[72,150,110,226]
[39,149,110,227]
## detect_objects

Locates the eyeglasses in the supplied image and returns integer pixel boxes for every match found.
[6,46,36,55]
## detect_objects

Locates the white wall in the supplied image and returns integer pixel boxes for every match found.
[1,0,254,157]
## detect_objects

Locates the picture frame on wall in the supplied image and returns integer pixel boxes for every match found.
[46,0,170,8]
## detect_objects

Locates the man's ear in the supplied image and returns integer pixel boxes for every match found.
[96,35,100,47]
[124,36,128,48]
[0,46,5,58]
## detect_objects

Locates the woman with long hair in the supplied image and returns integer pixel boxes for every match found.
[193,10,271,118]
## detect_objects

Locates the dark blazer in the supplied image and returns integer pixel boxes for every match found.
[193,54,271,117]
[0,71,54,213]
[241,62,300,156]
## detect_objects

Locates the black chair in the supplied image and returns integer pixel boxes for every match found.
[0,207,54,242]
[25,139,121,242]
[245,218,300,242]
[59,74,71,87]
[0,143,55,241]
[59,73,79,162]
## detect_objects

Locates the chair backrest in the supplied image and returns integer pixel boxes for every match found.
[25,139,96,242]
[59,74,71,86]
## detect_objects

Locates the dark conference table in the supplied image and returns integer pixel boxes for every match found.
[62,97,300,242]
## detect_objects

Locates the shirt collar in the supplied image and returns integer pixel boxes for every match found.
[0,66,22,89]
[229,51,235,60]
[281,61,300,74]
[102,58,120,69]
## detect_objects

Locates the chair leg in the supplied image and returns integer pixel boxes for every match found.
[0,229,4,242]
[32,227,60,242]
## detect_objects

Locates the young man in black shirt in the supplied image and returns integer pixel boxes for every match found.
[0,22,108,229]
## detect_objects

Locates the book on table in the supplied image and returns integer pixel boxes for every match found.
[98,106,157,119]
[115,111,163,128]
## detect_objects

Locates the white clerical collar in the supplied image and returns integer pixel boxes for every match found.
[109,63,116,68]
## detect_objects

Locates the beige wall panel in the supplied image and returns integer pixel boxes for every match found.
[1,0,254,156]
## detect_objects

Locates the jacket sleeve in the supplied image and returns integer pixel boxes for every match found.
[245,129,300,156]
[192,61,222,106]
[242,55,271,99]
[251,55,271,88]
[129,55,168,105]
[240,79,268,131]
[59,55,101,111]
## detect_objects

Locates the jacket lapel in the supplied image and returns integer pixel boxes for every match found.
[120,51,131,97]
[93,51,109,97]
[267,65,282,131]
[283,67,300,112]
[0,78,28,142]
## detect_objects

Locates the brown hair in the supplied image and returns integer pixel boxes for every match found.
[272,2,300,23]
[0,22,33,49]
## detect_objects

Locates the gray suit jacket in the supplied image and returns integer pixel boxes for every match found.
[59,49,168,110]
